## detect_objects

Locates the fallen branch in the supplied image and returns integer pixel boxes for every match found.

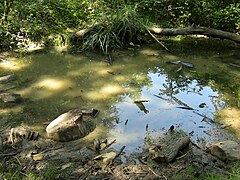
[193,111,214,124]
[172,96,194,110]
[166,136,190,163]
[229,63,240,68]
[148,167,168,180]
[148,26,240,44]
[154,94,176,105]
[146,28,170,52]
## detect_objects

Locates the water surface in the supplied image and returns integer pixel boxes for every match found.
[0,45,239,153]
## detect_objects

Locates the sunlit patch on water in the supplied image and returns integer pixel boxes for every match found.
[0,58,29,71]
[85,85,125,100]
[19,76,74,99]
[109,72,226,153]
[36,78,71,90]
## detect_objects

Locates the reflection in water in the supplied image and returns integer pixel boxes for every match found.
[110,72,225,153]
[134,102,149,114]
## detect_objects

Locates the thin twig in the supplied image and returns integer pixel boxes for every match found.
[13,156,21,165]
[190,140,204,150]
[220,124,232,129]
[193,111,214,123]
[176,151,189,160]
[114,145,126,159]
[134,100,150,103]
[0,150,20,157]
[146,28,170,52]
[148,167,168,180]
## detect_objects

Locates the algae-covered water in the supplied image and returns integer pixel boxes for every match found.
[1,40,240,153]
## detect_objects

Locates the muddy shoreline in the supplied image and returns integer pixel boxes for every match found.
[1,126,240,179]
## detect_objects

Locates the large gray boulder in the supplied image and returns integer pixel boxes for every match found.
[46,108,98,142]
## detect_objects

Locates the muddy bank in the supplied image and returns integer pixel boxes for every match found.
[0,126,239,179]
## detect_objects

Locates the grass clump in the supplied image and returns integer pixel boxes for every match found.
[71,5,148,54]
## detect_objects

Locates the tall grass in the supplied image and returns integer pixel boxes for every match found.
[72,5,147,54]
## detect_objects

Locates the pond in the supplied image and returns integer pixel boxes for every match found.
[0,41,240,154]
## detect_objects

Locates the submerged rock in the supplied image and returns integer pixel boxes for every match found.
[0,74,16,84]
[207,140,240,161]
[0,93,22,103]
[46,108,98,142]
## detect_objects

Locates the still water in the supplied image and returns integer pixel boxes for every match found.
[0,46,239,153]
[109,72,225,153]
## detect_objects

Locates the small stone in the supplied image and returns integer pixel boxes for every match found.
[0,93,22,103]
[32,153,43,161]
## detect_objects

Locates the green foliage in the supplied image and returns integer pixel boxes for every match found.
[0,0,239,51]
[205,164,240,180]
[0,163,59,179]
[134,0,240,31]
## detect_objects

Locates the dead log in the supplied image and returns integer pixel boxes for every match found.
[149,131,190,163]
[148,26,240,44]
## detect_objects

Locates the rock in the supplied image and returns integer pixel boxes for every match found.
[0,93,22,103]
[0,75,16,84]
[32,153,44,161]
[46,108,98,142]
[207,140,240,161]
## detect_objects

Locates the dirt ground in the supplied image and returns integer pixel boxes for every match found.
[0,127,239,180]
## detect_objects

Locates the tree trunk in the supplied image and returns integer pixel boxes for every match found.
[148,26,240,44]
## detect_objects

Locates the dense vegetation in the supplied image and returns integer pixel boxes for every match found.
[0,0,239,51]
